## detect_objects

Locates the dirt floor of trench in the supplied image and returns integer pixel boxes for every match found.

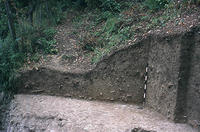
[5,95,198,132]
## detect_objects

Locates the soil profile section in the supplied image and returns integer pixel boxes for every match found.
[17,27,200,125]
[146,27,200,126]
[146,34,182,120]
[186,27,200,129]
[18,39,150,104]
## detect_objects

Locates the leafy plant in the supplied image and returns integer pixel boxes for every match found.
[37,28,57,54]
[0,19,57,94]
[96,11,114,23]
[0,38,24,93]
[144,0,170,11]
[182,0,200,5]
[103,17,119,35]
[85,0,101,8]
[43,28,57,40]
[0,6,8,39]
[100,0,121,12]
[75,0,120,12]
[33,1,64,27]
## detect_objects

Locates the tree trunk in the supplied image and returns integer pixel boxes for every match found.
[28,0,37,25]
[4,0,18,50]
[4,0,16,40]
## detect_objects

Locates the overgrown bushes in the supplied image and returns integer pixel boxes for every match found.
[0,38,23,93]
[73,0,121,12]
[144,0,200,11]
[144,0,170,11]
[0,2,8,39]
[0,0,61,93]
[0,27,57,93]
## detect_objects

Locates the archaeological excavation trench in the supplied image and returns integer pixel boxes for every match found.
[3,26,200,132]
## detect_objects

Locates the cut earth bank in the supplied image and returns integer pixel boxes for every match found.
[6,26,200,131]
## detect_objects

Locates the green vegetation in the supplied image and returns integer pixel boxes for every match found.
[0,0,62,94]
[144,0,170,11]
[72,1,179,63]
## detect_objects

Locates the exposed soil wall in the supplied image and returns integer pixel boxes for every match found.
[17,26,200,125]
[146,34,182,120]
[174,30,196,123]
[18,39,149,104]
[186,28,200,128]
[146,27,200,126]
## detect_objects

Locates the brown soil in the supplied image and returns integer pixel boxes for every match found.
[39,12,95,73]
